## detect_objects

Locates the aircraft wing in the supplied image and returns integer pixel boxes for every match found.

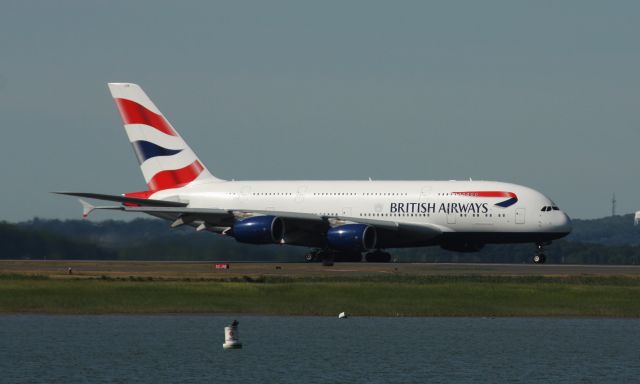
[59,192,443,245]
[118,206,327,231]
[117,206,440,233]
[119,206,444,245]
[53,192,187,207]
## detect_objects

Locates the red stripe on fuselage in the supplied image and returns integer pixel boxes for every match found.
[452,191,517,199]
[113,98,177,136]
[147,160,204,191]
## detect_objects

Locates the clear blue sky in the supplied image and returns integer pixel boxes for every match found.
[1,1,638,221]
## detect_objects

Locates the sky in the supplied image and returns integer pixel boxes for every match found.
[0,1,638,221]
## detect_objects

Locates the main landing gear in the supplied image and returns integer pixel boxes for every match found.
[533,243,548,264]
[365,250,392,263]
[304,251,317,262]
[304,249,393,263]
[304,249,362,263]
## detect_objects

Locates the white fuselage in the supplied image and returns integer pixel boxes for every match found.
[150,179,571,246]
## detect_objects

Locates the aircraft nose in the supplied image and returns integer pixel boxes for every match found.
[554,212,572,235]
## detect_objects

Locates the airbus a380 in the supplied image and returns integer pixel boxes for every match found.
[57,83,572,263]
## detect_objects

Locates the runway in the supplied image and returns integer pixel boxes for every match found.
[2,260,640,279]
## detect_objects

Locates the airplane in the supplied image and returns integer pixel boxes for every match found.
[56,83,572,264]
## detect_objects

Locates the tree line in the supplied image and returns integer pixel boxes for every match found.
[1,214,639,263]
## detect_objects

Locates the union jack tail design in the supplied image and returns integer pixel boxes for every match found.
[108,83,222,191]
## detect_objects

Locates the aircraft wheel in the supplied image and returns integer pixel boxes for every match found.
[366,251,392,263]
[533,254,546,264]
[365,252,374,262]
[305,249,324,262]
[333,251,362,262]
[322,256,334,266]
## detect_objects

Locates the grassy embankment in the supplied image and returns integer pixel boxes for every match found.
[1,274,640,317]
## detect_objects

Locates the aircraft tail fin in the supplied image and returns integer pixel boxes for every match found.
[107,83,223,191]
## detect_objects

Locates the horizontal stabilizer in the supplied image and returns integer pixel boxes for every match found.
[52,192,187,207]
[79,199,94,218]
[78,199,123,218]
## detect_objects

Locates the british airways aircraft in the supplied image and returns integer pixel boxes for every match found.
[57,83,572,263]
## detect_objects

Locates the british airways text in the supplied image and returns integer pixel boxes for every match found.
[389,202,489,214]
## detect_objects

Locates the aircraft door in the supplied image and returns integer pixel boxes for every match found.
[341,207,352,217]
[296,186,307,202]
[515,208,526,224]
[239,186,251,201]
[420,186,432,201]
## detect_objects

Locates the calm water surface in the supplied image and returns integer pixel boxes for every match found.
[1,315,639,383]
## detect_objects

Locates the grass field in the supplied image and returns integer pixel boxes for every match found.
[2,273,640,317]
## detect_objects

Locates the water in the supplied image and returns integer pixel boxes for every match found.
[1,315,639,383]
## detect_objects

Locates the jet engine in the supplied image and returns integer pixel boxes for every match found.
[232,215,284,244]
[326,224,377,252]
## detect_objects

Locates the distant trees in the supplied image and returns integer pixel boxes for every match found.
[2,214,639,264]
[563,214,640,246]
[0,222,114,260]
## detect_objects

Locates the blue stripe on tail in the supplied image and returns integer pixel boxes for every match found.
[131,140,183,164]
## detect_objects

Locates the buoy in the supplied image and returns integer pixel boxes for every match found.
[338,312,348,319]
[223,322,242,349]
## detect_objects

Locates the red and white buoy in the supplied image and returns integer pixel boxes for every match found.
[223,321,242,349]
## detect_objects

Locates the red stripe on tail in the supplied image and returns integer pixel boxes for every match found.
[114,98,177,136]
[147,160,204,191]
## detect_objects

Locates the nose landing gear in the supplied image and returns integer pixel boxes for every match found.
[533,243,547,264]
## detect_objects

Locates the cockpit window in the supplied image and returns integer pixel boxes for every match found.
[541,205,560,212]
[552,206,559,211]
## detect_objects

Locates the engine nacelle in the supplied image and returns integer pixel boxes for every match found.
[440,242,484,253]
[327,224,377,252]
[232,215,284,244]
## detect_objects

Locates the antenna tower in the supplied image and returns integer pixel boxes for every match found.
[612,193,616,217]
